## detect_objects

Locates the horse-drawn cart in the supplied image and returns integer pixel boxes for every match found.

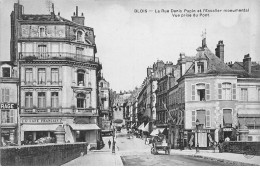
[150,133,170,155]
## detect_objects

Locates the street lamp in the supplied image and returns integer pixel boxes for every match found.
[196,119,200,153]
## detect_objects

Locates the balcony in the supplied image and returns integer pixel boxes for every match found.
[19,52,99,63]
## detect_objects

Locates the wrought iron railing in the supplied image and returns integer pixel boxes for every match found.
[19,52,99,63]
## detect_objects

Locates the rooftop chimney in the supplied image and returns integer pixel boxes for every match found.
[243,54,251,74]
[215,40,224,62]
[71,6,85,25]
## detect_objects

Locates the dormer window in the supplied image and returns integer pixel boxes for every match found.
[77,31,83,41]
[197,61,204,73]
[2,67,11,77]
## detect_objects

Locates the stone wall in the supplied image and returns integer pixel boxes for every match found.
[0,142,88,166]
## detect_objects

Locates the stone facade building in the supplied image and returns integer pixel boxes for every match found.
[0,62,19,145]
[10,3,102,148]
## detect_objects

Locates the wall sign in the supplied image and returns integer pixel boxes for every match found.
[192,129,211,133]
[21,118,62,124]
[0,103,17,109]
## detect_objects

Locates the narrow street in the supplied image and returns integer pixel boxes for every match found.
[65,129,232,166]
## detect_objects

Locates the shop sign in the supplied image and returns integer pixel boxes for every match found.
[21,118,62,124]
[191,129,211,133]
[223,128,233,131]
[0,103,17,109]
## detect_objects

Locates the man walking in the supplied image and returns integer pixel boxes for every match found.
[108,140,111,149]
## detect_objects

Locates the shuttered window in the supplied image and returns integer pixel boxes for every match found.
[232,83,236,100]
[206,110,211,127]
[206,83,210,101]
[1,88,10,102]
[192,84,195,101]
[192,110,196,127]
[218,83,222,100]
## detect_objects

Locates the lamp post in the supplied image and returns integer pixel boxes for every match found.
[196,119,200,153]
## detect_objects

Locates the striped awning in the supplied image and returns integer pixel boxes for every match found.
[138,123,144,130]
[150,128,165,136]
[143,123,149,132]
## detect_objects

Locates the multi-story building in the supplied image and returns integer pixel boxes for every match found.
[11,3,102,148]
[0,62,19,146]
[98,77,112,135]
[168,37,260,150]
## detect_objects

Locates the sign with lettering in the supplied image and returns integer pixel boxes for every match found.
[0,103,17,109]
[21,118,62,124]
[192,129,211,133]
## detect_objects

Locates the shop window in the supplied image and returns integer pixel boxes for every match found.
[38,68,46,84]
[25,68,33,84]
[2,67,11,77]
[77,93,85,108]
[38,92,46,108]
[248,136,253,141]
[77,69,85,86]
[51,92,59,108]
[25,92,33,108]
[240,88,248,101]
[1,88,10,102]
[1,110,14,123]
[51,68,59,84]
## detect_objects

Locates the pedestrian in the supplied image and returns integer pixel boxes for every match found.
[108,139,111,149]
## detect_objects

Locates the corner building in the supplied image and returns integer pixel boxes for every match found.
[11,3,102,148]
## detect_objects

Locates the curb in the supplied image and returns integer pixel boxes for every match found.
[189,154,258,166]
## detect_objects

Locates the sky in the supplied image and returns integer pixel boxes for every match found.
[0,0,260,93]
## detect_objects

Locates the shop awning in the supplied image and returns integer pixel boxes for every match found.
[138,123,144,130]
[143,123,149,132]
[150,128,165,136]
[22,124,58,131]
[223,111,232,124]
[70,124,100,130]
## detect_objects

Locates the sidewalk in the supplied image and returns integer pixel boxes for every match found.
[62,138,123,166]
[171,149,260,166]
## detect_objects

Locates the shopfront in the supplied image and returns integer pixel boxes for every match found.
[20,117,63,144]
[187,129,215,149]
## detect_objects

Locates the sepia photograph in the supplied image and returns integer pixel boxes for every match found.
[0,0,260,166]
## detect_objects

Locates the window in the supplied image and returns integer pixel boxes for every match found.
[39,27,45,37]
[192,110,196,127]
[196,110,206,126]
[38,45,47,58]
[51,92,59,108]
[196,83,205,101]
[77,69,85,86]
[1,110,14,123]
[258,89,260,101]
[197,62,204,73]
[77,31,83,41]
[51,68,59,84]
[2,67,11,77]
[25,92,33,108]
[38,92,46,108]
[223,109,232,127]
[25,68,33,84]
[222,83,231,100]
[77,93,85,108]
[1,88,10,102]
[240,88,248,101]
[38,68,46,84]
